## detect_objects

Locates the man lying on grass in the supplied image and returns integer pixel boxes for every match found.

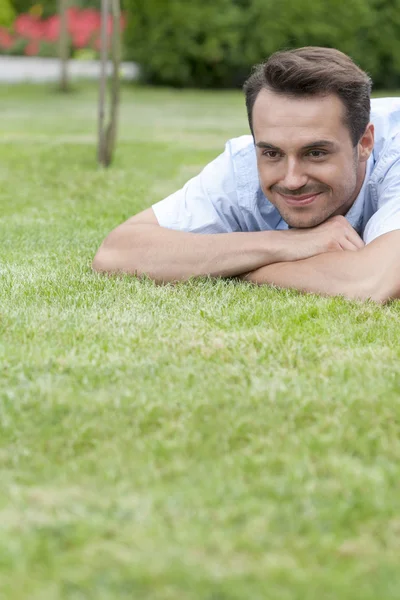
[93,46,400,303]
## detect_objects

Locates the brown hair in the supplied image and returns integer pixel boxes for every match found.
[243,47,372,146]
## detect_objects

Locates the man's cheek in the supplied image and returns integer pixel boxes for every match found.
[258,172,272,194]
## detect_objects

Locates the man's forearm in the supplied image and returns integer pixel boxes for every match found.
[93,213,369,283]
[242,252,374,300]
[92,224,295,283]
[242,231,400,303]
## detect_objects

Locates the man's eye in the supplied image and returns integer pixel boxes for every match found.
[308,150,326,158]
[262,150,281,159]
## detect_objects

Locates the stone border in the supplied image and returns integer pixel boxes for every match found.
[0,56,139,83]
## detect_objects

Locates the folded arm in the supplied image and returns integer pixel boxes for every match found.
[93,212,366,284]
[92,207,293,283]
[242,230,400,303]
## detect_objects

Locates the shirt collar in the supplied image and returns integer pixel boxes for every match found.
[344,154,374,234]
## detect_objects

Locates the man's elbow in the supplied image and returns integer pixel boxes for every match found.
[368,274,400,304]
[92,221,155,275]
[357,231,400,304]
[92,246,109,274]
[92,230,129,275]
[92,243,119,274]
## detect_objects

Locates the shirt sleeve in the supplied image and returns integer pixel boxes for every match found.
[152,142,244,234]
[363,147,400,245]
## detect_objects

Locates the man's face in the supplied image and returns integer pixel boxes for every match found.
[252,89,372,228]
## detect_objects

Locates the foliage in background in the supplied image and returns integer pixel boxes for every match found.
[124,0,245,88]
[0,6,125,57]
[124,0,400,89]
[0,0,15,27]
[5,0,400,89]
[11,0,98,18]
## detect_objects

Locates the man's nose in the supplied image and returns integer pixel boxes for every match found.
[281,160,308,191]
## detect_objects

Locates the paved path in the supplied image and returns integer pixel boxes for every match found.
[0,56,139,83]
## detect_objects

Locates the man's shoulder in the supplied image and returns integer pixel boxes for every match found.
[222,134,259,183]
[371,97,400,134]
[370,97,400,161]
[225,134,255,158]
[223,135,257,182]
[371,96,400,114]
[218,135,264,212]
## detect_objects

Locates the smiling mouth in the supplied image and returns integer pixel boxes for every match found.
[280,192,322,206]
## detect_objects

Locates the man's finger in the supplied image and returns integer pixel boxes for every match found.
[339,238,362,252]
[345,230,365,249]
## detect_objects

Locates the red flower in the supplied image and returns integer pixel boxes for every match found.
[68,8,99,48]
[0,27,14,50]
[5,6,128,56]
[25,39,40,55]
[15,14,44,40]
[42,15,59,43]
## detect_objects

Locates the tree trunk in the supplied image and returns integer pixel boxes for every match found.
[104,0,121,166]
[59,0,69,92]
[98,0,121,167]
[98,0,109,166]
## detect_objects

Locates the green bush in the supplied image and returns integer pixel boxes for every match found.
[5,36,27,55]
[0,0,15,27]
[11,0,56,17]
[124,0,244,87]
[124,0,400,89]
[11,0,98,18]
[36,40,58,58]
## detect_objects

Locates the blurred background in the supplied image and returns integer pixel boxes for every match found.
[1,0,400,90]
[1,0,399,172]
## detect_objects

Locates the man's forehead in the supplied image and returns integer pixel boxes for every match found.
[252,89,348,143]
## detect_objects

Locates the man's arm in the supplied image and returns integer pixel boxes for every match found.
[242,230,400,303]
[92,212,363,283]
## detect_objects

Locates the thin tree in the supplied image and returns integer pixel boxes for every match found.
[98,0,121,167]
[98,0,108,164]
[58,0,69,92]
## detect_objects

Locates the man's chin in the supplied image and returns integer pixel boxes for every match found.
[282,212,328,229]
[286,219,325,229]
[273,192,333,229]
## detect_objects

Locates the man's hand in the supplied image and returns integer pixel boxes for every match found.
[93,210,364,284]
[241,230,400,303]
[278,215,365,262]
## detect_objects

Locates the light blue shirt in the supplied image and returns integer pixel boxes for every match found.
[153,97,400,245]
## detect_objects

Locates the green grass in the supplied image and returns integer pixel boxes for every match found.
[1,83,400,600]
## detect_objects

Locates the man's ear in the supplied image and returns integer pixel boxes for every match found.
[358,123,374,162]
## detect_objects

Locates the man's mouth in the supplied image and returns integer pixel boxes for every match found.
[279,192,323,206]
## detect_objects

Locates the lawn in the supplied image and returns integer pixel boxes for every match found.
[1,83,400,600]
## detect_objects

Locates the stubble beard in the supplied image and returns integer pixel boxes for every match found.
[269,170,360,230]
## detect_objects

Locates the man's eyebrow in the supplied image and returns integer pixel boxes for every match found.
[302,140,336,150]
[255,140,337,150]
[255,142,280,150]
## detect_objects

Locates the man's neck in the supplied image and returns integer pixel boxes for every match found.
[338,160,368,217]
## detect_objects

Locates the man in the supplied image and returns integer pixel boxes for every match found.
[93,47,400,303]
